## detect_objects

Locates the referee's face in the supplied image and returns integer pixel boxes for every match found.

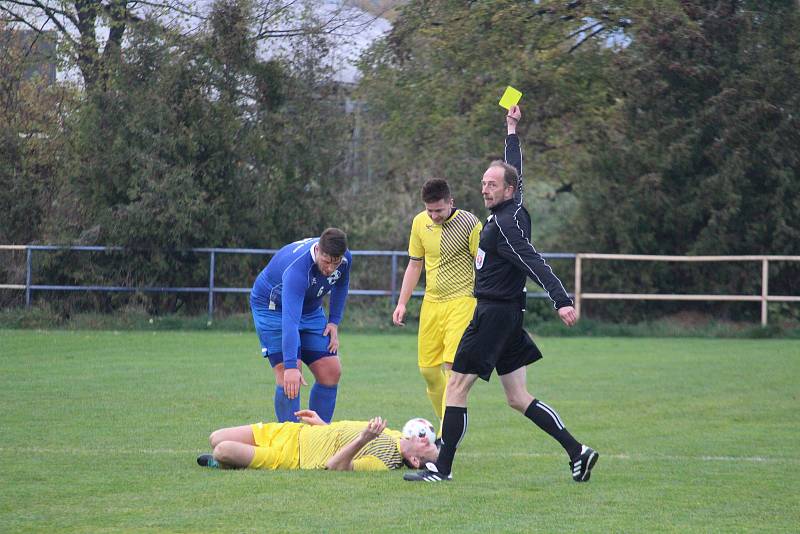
[482,166,514,209]
[424,198,454,225]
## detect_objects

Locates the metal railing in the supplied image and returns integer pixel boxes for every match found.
[2,246,798,325]
[0,245,573,320]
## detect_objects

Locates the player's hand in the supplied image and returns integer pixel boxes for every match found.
[558,305,578,327]
[295,363,309,386]
[392,303,406,326]
[507,105,521,133]
[359,417,387,442]
[295,409,326,426]
[323,322,339,353]
[283,368,304,399]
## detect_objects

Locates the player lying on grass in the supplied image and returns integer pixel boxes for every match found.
[197,410,439,472]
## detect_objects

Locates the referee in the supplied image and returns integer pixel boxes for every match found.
[405,105,598,483]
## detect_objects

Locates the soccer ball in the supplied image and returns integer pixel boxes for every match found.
[402,418,436,443]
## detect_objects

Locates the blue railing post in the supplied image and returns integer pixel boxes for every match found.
[25,247,32,307]
[207,251,216,323]
[390,253,398,304]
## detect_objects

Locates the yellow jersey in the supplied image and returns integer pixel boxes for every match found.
[408,209,482,302]
[298,422,405,471]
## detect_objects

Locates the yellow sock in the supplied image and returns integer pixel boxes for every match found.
[419,365,446,421]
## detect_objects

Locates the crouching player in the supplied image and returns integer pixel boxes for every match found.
[250,228,351,423]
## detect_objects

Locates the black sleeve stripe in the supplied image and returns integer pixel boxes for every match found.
[495,215,550,303]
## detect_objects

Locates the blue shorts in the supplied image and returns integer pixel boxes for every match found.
[251,302,336,368]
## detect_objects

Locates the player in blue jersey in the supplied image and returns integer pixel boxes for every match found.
[250,228,352,424]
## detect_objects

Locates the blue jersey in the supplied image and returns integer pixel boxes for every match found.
[251,238,352,368]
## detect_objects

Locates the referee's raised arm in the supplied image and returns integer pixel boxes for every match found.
[504,105,523,204]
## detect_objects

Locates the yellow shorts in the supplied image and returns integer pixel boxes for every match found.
[248,422,301,470]
[418,296,476,367]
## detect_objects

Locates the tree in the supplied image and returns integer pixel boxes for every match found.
[25,1,357,313]
[0,0,384,91]
[0,24,72,246]
[354,0,629,249]
[577,0,800,319]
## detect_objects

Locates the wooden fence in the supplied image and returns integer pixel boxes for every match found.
[574,254,800,326]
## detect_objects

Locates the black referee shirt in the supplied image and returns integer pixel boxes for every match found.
[473,134,573,310]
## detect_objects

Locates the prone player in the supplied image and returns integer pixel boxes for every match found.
[197,410,439,472]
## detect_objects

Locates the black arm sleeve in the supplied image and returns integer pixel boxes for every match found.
[504,134,523,205]
[494,212,573,309]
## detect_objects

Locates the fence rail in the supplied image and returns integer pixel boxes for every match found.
[573,253,800,326]
[1,246,798,325]
[0,245,573,320]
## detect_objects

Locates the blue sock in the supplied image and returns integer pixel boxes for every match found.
[309,383,338,423]
[274,386,300,422]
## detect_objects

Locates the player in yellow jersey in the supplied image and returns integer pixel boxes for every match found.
[196,410,439,472]
[392,179,482,426]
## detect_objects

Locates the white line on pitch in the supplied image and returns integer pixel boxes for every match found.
[460,451,793,463]
[1,447,794,464]
[0,447,197,455]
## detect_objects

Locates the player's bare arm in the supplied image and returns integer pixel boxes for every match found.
[392,259,423,326]
[325,417,387,471]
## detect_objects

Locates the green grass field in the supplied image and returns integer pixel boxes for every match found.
[1,330,798,533]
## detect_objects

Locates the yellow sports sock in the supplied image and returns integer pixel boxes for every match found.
[419,365,446,421]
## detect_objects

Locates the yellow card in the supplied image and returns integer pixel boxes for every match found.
[498,86,522,109]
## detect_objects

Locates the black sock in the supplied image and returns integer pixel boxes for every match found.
[435,406,467,475]
[525,399,582,459]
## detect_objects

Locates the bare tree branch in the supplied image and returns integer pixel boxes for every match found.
[565,19,604,41]
[2,0,77,24]
[256,0,301,37]
[33,0,79,27]
[252,1,383,40]
[1,5,52,33]
[0,1,77,46]
[569,24,606,53]
[127,0,203,20]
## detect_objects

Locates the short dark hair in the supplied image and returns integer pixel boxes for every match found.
[319,228,347,257]
[421,179,451,204]
[488,160,519,188]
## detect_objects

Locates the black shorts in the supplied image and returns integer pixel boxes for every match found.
[451,300,542,381]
